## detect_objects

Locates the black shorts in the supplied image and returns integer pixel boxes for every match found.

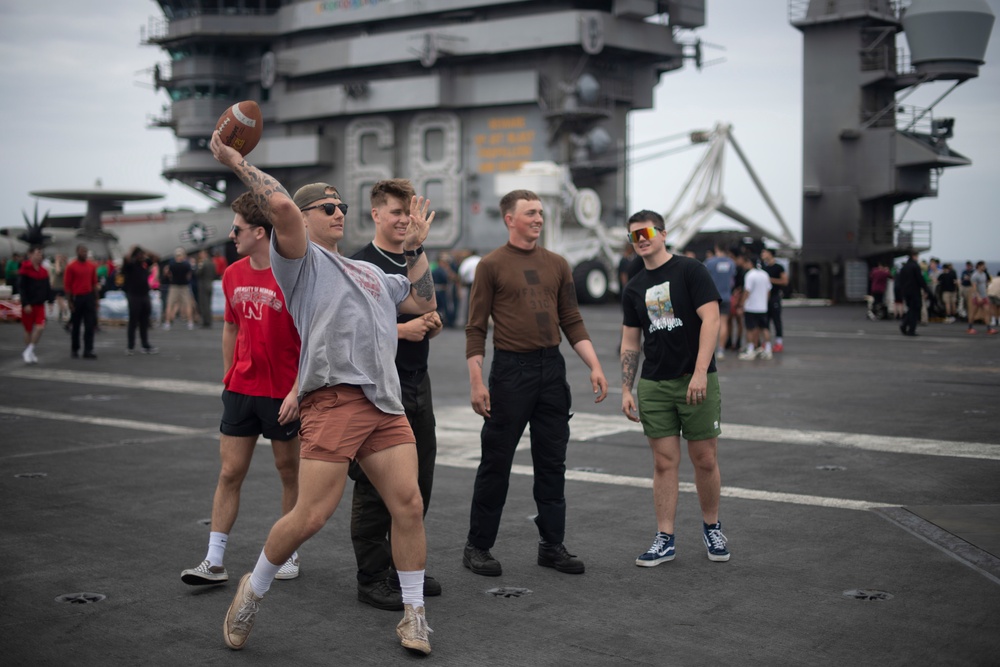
[220,389,300,441]
[744,311,768,330]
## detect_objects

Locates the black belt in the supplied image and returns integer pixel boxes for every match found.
[494,345,561,360]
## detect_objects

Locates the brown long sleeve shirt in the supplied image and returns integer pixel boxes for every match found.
[465,242,591,358]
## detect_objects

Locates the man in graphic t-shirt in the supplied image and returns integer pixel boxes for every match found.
[181,191,303,588]
[620,209,729,568]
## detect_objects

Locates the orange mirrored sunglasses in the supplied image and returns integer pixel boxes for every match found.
[627,226,663,243]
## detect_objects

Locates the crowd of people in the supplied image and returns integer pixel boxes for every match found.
[1,244,231,362]
[871,255,998,336]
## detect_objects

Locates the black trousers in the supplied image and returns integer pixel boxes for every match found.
[349,371,437,583]
[467,347,572,550]
[70,294,97,354]
[127,293,152,350]
[767,298,783,338]
[902,293,922,334]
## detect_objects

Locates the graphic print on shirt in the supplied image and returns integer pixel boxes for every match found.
[344,261,383,301]
[645,281,683,333]
[231,285,284,320]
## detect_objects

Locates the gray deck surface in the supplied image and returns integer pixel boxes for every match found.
[1,303,998,666]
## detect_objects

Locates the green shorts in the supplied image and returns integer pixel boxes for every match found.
[637,373,722,441]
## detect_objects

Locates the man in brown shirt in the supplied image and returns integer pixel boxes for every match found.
[463,189,608,577]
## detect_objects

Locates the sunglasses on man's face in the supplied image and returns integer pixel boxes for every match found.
[627,226,663,244]
[301,202,348,216]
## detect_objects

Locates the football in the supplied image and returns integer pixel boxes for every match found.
[215,100,263,156]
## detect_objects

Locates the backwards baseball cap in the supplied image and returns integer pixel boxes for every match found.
[292,183,341,210]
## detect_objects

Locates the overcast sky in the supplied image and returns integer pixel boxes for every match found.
[1,0,996,262]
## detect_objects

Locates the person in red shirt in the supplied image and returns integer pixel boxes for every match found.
[18,246,52,364]
[212,249,228,278]
[63,244,100,359]
[181,191,303,588]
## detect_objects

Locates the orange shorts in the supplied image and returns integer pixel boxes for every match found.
[298,384,413,463]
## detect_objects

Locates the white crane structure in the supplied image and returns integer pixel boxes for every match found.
[661,123,798,253]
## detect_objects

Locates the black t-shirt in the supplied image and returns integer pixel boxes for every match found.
[764,262,785,301]
[167,259,192,286]
[351,243,427,376]
[622,255,720,381]
[122,259,150,295]
[938,269,957,292]
[733,266,746,292]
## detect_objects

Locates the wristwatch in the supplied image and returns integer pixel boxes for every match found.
[404,245,424,257]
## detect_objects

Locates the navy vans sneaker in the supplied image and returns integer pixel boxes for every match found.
[703,522,730,562]
[635,532,675,567]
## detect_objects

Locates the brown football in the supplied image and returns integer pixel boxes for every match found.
[215,100,263,156]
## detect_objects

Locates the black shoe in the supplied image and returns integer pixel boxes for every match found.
[463,542,502,576]
[71,351,79,359]
[423,575,442,597]
[357,578,403,611]
[537,542,585,574]
[82,352,98,359]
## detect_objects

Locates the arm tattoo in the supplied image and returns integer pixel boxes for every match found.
[412,268,435,302]
[232,158,290,217]
[621,350,639,390]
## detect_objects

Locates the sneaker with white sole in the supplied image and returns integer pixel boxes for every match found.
[224,573,262,650]
[758,348,773,360]
[274,554,300,580]
[396,604,432,655]
[635,532,675,567]
[181,559,229,586]
[738,348,757,361]
[703,522,731,562]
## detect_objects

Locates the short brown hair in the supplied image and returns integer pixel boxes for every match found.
[499,189,540,218]
[370,179,415,209]
[230,192,273,237]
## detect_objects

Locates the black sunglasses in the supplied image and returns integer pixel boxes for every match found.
[301,202,348,216]
[231,224,254,236]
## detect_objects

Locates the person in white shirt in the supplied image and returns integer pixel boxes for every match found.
[737,253,772,360]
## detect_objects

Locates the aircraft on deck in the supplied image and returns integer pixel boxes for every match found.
[1,183,231,261]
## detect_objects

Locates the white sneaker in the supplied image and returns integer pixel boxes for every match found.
[275,554,300,580]
[738,349,757,361]
[715,347,725,360]
[759,348,773,360]
[162,322,171,330]
[396,604,432,655]
[22,348,33,364]
[186,321,195,330]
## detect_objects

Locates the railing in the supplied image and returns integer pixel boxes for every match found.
[895,219,931,250]
[788,0,906,24]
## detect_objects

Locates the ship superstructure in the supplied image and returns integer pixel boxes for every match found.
[143,0,705,299]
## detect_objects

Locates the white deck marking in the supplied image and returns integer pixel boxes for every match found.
[4,369,998,511]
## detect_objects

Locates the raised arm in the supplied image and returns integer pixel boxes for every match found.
[209,132,305,259]
[398,195,437,315]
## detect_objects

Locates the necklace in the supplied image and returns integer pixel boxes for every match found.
[371,243,407,268]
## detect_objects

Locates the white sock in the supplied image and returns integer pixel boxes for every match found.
[25,343,35,354]
[745,344,754,354]
[397,569,425,609]
[248,549,282,597]
[764,342,772,353]
[206,532,228,567]
[776,337,783,345]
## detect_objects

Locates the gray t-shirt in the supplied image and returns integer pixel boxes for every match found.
[971,269,988,298]
[270,238,410,414]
